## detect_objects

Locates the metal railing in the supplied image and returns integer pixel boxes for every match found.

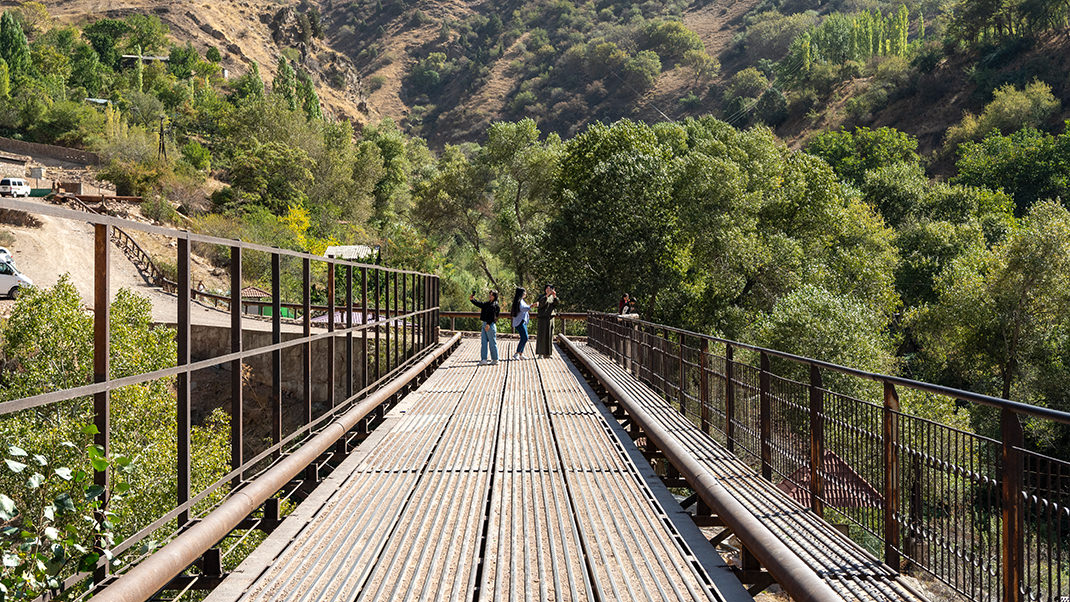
[0,198,443,599]
[587,312,1070,602]
[439,310,586,335]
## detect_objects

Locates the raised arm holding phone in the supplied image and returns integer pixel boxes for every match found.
[470,290,500,365]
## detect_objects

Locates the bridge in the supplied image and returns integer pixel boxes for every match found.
[0,200,1068,602]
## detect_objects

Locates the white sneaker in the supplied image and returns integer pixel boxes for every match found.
[490,360,498,365]
[478,359,490,365]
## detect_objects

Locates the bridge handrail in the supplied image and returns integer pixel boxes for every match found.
[591,311,1070,424]
[0,198,444,599]
[585,311,1069,602]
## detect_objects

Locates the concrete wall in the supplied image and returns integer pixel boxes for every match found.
[0,136,101,165]
[186,324,369,404]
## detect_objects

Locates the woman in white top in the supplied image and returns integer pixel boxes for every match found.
[511,287,532,360]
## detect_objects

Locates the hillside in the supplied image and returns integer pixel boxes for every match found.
[30,0,1070,153]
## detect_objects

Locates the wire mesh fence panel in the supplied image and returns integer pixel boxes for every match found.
[583,311,1070,602]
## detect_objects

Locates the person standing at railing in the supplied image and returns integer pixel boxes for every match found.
[470,290,500,365]
[618,293,630,314]
[534,284,558,358]
[510,287,532,360]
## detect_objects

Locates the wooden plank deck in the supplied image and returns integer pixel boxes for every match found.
[207,339,749,602]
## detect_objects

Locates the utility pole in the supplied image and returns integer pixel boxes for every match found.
[157,117,167,161]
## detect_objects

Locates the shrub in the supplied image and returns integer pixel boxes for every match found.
[180,140,211,171]
[945,80,1060,150]
[141,196,177,223]
[367,74,386,91]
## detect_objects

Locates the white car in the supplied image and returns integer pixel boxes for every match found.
[0,260,31,298]
[0,247,13,267]
[0,178,30,197]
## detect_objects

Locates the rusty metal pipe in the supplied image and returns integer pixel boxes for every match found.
[560,335,842,602]
[93,332,462,602]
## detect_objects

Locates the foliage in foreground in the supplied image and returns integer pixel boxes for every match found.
[0,277,229,599]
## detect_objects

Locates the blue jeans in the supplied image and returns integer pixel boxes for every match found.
[516,322,529,354]
[480,323,498,362]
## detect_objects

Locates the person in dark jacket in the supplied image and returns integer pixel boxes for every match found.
[534,284,558,357]
[470,290,500,365]
[618,293,630,314]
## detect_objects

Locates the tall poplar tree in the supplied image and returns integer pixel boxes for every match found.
[0,12,30,81]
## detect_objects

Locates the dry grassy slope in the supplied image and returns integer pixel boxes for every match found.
[37,0,1070,153]
[38,0,369,123]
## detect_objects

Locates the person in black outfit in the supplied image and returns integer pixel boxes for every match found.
[470,290,500,365]
[534,284,558,357]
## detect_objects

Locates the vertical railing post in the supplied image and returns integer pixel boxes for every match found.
[884,381,902,570]
[430,278,438,344]
[384,271,392,374]
[393,271,400,369]
[177,236,191,524]
[418,274,424,351]
[360,267,368,393]
[1001,408,1025,602]
[401,273,407,361]
[92,224,110,582]
[678,332,686,414]
[302,258,312,426]
[699,338,710,433]
[725,344,735,453]
[271,254,282,451]
[374,269,381,381]
[759,351,772,481]
[809,364,824,517]
[345,265,353,400]
[657,329,666,392]
[230,246,242,487]
[327,261,336,408]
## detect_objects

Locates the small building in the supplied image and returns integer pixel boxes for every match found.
[324,244,381,264]
[241,286,272,316]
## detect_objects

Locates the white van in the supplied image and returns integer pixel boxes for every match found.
[0,178,30,197]
[0,260,31,298]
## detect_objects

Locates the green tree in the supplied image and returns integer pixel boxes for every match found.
[229,62,264,102]
[641,20,704,62]
[752,283,896,391]
[124,14,169,54]
[667,118,899,335]
[180,140,210,171]
[226,140,314,214]
[807,126,920,187]
[0,58,9,99]
[206,46,221,63]
[272,58,297,110]
[0,278,231,598]
[83,18,129,69]
[412,144,501,287]
[912,201,1070,401]
[953,127,1070,215]
[168,42,198,79]
[543,119,681,312]
[621,50,661,93]
[480,119,562,285]
[68,44,103,96]
[296,74,322,121]
[895,219,986,308]
[945,81,1061,148]
[0,11,30,81]
[362,118,419,223]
